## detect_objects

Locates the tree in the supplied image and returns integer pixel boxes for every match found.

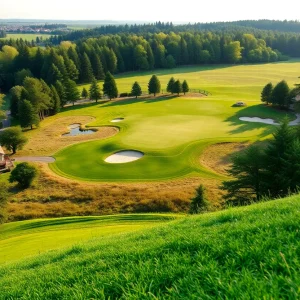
[131,81,142,99]
[189,184,209,214]
[103,72,118,100]
[221,146,266,205]
[50,85,61,114]
[65,79,80,106]
[19,100,39,129]
[172,80,182,96]
[14,69,33,86]
[134,45,149,70]
[167,77,175,94]
[271,80,290,108]
[90,50,104,80]
[0,127,28,154]
[148,75,161,96]
[80,52,94,83]
[81,87,89,99]
[0,94,4,121]
[165,55,176,69]
[89,78,102,102]
[224,41,242,63]
[9,162,37,188]
[54,80,67,107]
[182,80,189,95]
[261,82,273,105]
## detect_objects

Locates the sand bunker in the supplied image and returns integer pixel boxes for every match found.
[105,150,144,164]
[111,118,124,123]
[239,114,300,126]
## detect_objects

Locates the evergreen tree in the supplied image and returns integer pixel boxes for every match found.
[32,48,44,77]
[89,78,102,102]
[145,43,154,69]
[61,50,79,81]
[134,45,149,70]
[182,80,189,95]
[9,86,25,118]
[50,85,61,114]
[271,80,290,107]
[80,52,94,83]
[189,184,209,214]
[19,100,39,129]
[81,87,89,99]
[172,80,182,95]
[65,79,80,105]
[90,50,104,80]
[167,77,175,94]
[148,75,161,96]
[131,81,142,99]
[261,82,273,105]
[103,72,118,100]
[54,80,67,107]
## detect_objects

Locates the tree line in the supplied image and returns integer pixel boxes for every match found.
[0,30,294,93]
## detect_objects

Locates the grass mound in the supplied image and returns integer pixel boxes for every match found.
[0,196,299,298]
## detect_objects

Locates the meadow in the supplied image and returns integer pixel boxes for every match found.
[0,196,299,298]
[0,33,51,41]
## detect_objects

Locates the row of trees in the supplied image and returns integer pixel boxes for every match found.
[0,30,289,92]
[222,119,300,205]
[261,80,300,109]
[167,77,189,95]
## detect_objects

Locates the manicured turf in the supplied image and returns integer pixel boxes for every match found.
[0,33,51,41]
[49,61,300,181]
[0,197,299,298]
[0,214,179,264]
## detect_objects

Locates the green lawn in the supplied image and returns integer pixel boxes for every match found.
[0,33,51,41]
[0,214,179,264]
[0,196,299,298]
[49,61,300,181]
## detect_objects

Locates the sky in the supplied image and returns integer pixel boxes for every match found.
[1,0,299,23]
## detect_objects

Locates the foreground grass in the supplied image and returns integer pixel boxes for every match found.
[0,196,299,299]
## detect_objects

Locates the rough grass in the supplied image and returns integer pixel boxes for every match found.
[0,196,299,299]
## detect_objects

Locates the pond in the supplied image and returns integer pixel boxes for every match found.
[62,124,96,136]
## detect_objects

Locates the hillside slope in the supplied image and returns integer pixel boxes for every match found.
[0,197,299,299]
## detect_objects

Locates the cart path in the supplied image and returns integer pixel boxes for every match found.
[14,156,55,163]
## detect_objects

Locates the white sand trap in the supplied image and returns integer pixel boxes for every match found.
[105,150,144,164]
[239,117,278,125]
[239,114,300,126]
[111,118,124,123]
[68,123,81,129]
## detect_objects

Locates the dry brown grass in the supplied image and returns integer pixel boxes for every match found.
[16,116,118,156]
[200,142,250,175]
[7,163,224,221]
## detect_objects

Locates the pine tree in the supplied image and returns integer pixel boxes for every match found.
[271,80,290,108]
[172,80,182,96]
[18,100,39,129]
[54,80,67,107]
[148,75,161,96]
[167,77,175,94]
[90,50,104,80]
[261,82,273,105]
[131,81,142,99]
[103,72,118,100]
[65,79,80,106]
[182,80,189,95]
[145,43,154,70]
[81,87,89,99]
[189,185,209,214]
[80,52,94,83]
[50,85,61,114]
[89,78,102,102]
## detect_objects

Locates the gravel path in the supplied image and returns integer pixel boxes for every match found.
[14,156,55,163]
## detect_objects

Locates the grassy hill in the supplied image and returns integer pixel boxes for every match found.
[0,196,299,299]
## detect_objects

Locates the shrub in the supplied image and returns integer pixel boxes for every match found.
[119,93,129,97]
[189,184,209,214]
[9,162,38,188]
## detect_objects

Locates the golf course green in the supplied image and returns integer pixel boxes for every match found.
[50,61,299,181]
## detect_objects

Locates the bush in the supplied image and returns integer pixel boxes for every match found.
[189,184,209,214]
[9,162,38,188]
[119,93,129,97]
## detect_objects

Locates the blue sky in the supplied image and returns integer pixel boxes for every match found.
[1,0,299,22]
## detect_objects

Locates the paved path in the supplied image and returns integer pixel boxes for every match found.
[14,156,55,163]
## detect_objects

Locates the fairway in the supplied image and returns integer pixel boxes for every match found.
[0,214,179,264]
[0,33,51,41]
[27,61,299,181]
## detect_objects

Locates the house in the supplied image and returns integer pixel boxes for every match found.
[0,146,14,173]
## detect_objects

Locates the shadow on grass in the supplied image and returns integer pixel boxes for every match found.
[225,104,294,137]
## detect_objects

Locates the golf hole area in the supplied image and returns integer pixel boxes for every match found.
[105,150,144,164]
[111,118,124,123]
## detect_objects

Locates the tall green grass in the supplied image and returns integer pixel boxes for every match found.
[0,196,299,299]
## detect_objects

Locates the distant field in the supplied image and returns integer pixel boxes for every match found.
[0,33,51,41]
